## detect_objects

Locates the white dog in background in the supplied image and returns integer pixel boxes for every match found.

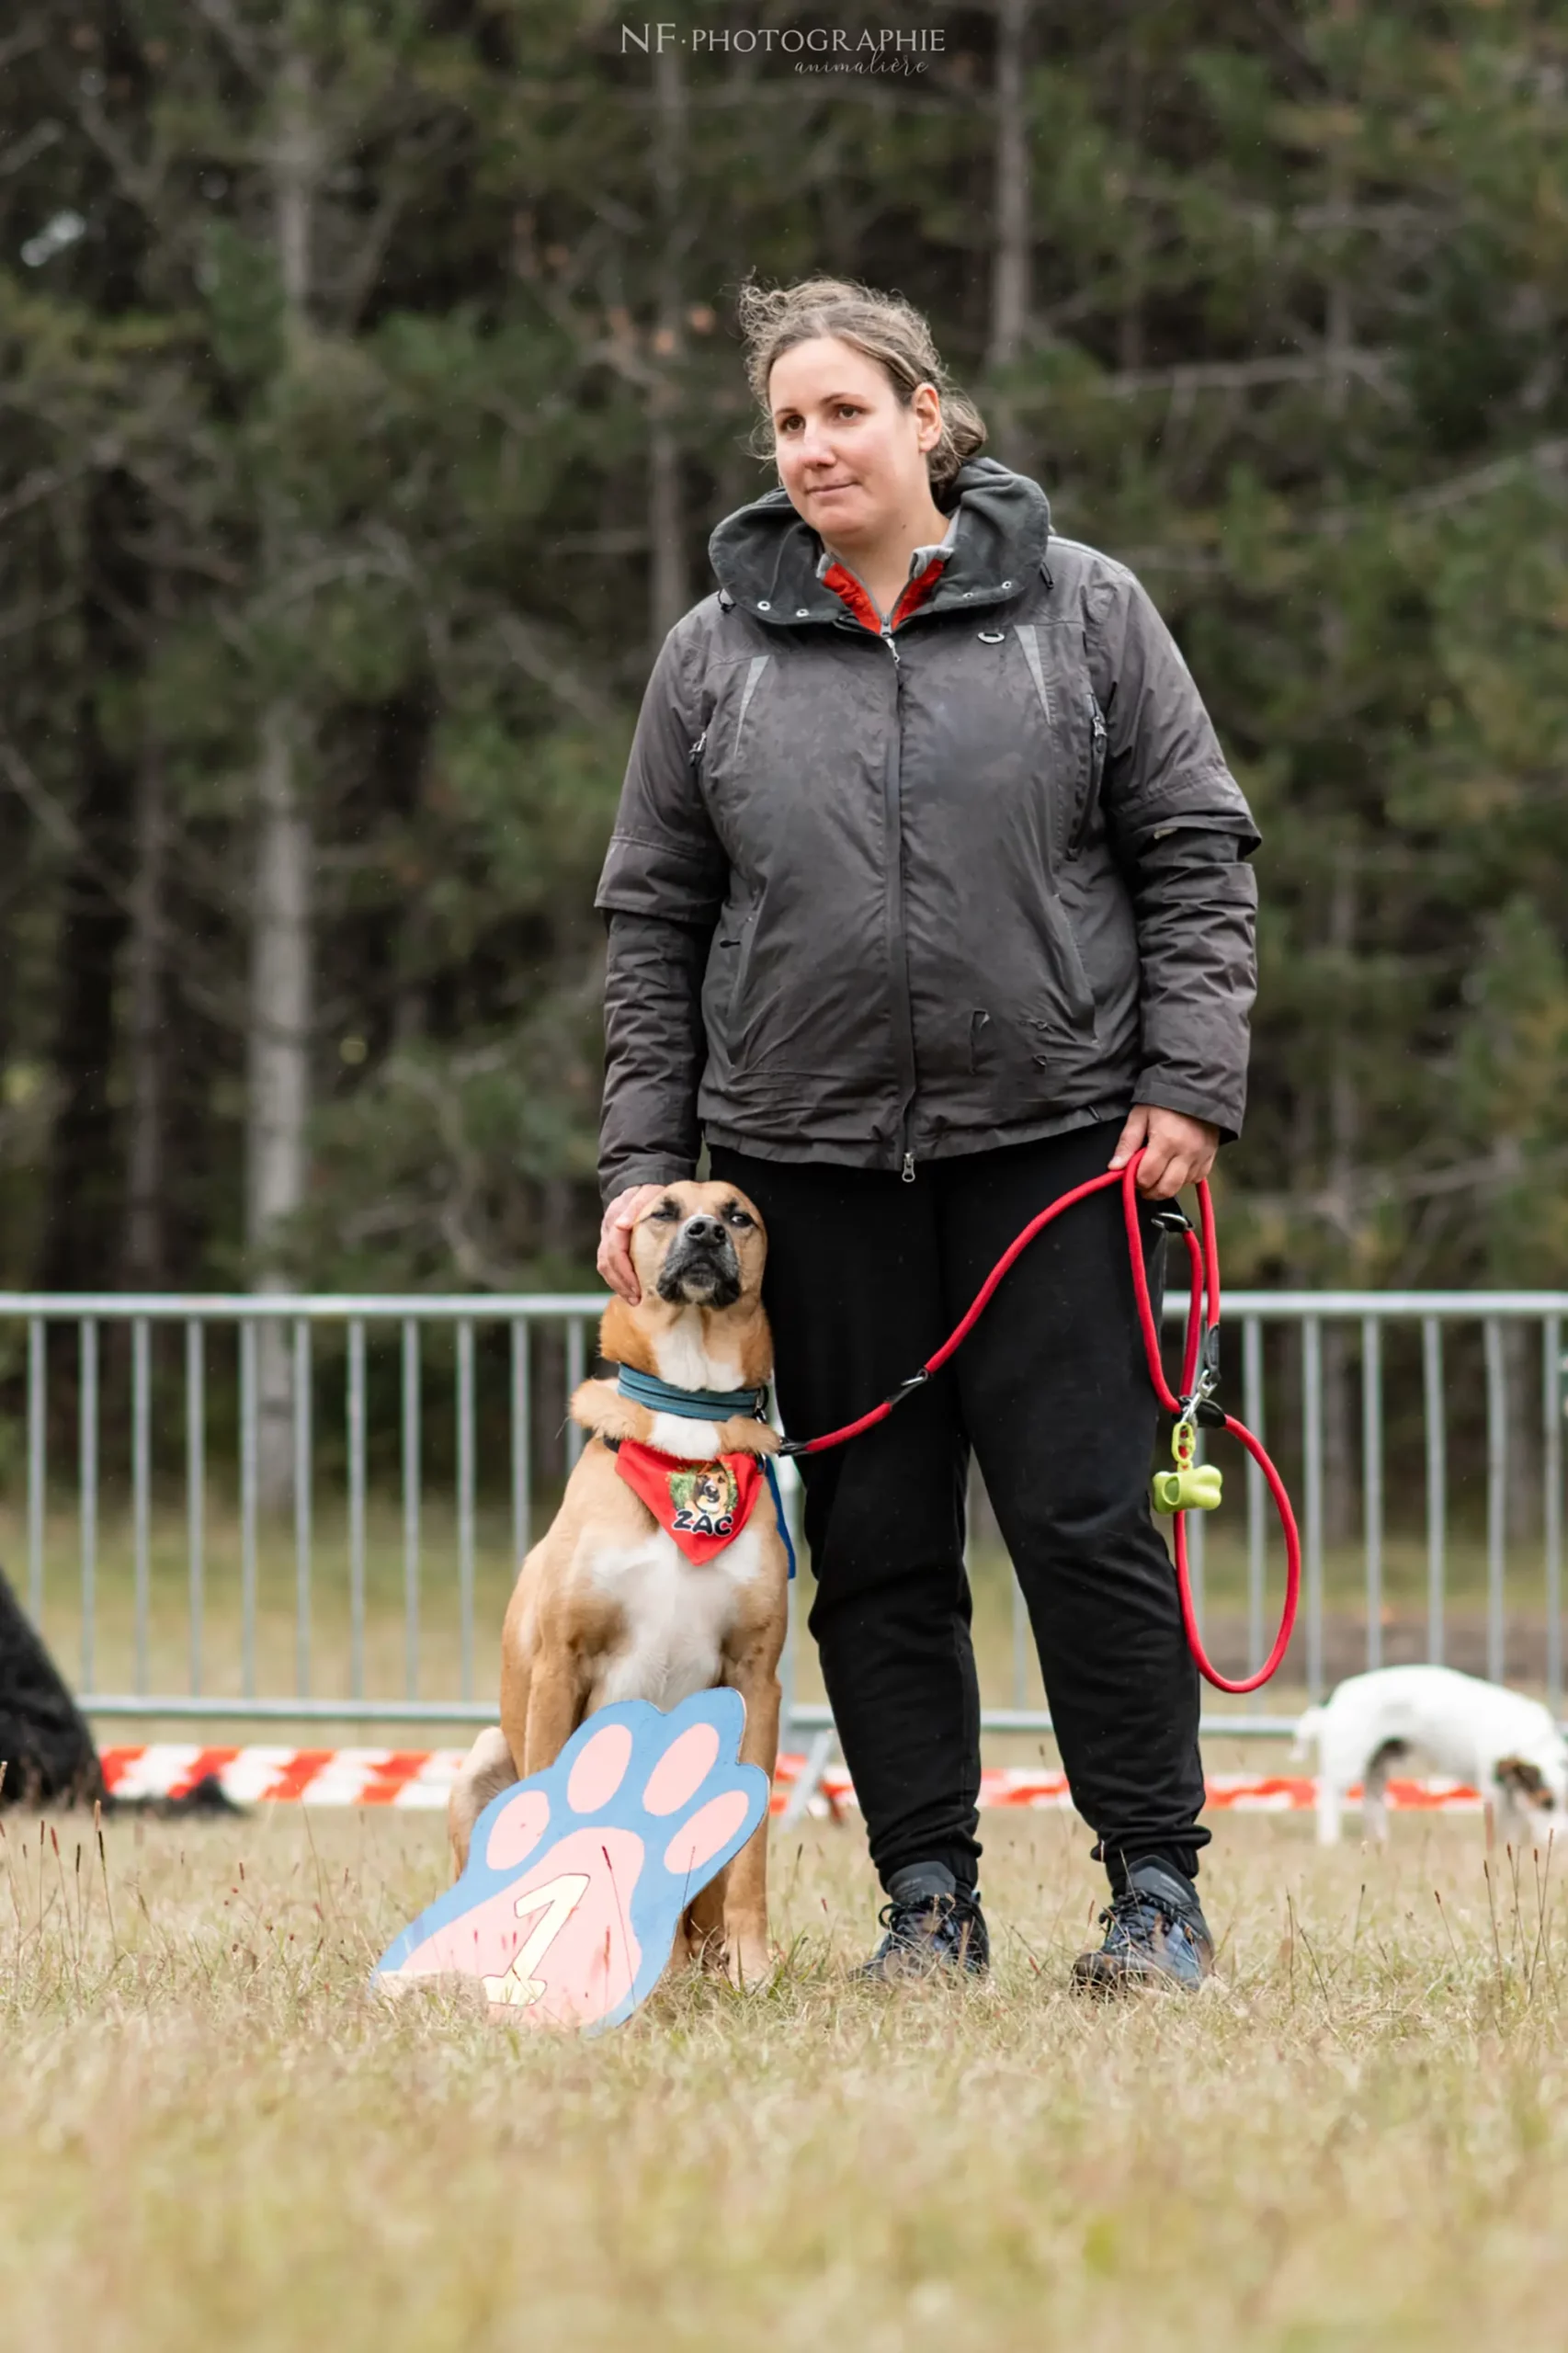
[1295,1665,1568,1848]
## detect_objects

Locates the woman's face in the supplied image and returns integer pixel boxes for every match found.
[767,335,942,546]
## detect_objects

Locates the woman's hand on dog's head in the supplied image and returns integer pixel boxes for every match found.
[597,1185,667,1303]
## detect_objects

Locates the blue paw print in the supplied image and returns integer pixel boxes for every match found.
[374,1688,769,2034]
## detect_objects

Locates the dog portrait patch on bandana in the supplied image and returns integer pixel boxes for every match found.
[668,1460,742,1540]
[612,1440,768,1567]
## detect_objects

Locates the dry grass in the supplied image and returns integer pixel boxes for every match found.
[4,1802,1568,2351]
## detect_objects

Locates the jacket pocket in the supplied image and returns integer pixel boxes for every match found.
[722,893,762,1033]
[1066,691,1108,861]
[965,907,1097,1079]
[1038,919,1098,1045]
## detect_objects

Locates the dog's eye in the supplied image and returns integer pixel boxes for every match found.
[649,1199,680,1222]
[722,1201,753,1228]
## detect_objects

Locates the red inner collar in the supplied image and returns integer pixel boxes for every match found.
[820,551,948,636]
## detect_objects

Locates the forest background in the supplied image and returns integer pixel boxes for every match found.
[2,0,1565,1330]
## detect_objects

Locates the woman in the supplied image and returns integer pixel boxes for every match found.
[592,276,1260,1993]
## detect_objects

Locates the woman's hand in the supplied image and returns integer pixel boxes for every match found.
[597,1183,666,1303]
[1108,1106,1220,1199]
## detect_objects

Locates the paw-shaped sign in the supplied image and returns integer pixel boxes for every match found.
[373,1689,769,2034]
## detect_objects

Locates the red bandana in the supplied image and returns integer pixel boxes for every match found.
[612,1440,767,1566]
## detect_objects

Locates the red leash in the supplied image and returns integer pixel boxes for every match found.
[778,1147,1301,1695]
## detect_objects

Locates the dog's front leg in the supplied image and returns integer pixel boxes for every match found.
[718,1650,781,1989]
[1361,1753,1394,1846]
[1316,1774,1345,1847]
[682,1881,727,1974]
[518,1650,584,1777]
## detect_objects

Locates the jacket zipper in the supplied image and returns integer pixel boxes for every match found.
[816,574,1026,1176]
[879,616,918,1180]
[1068,695,1107,860]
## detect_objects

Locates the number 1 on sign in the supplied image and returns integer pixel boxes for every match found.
[482,1872,592,2006]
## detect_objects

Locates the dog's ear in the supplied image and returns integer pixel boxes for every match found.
[1497,1756,1550,1803]
[600,1297,657,1375]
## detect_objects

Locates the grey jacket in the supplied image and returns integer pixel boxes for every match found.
[595,458,1259,1201]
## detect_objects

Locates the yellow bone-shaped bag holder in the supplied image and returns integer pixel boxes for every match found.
[1151,1418,1224,1516]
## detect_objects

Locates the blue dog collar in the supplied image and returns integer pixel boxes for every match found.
[615,1365,770,1423]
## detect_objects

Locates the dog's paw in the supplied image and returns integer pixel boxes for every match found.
[374,1690,769,2034]
[717,1415,780,1456]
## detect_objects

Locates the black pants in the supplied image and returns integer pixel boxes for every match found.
[710,1122,1208,1895]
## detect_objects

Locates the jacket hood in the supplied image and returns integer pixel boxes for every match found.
[707,455,1053,628]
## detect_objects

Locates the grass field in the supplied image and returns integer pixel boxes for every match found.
[5,1798,1568,2351]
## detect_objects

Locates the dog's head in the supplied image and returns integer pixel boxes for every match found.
[1494,1749,1568,1819]
[626,1179,767,1314]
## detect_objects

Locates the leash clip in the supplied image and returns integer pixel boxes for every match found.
[1176,1327,1225,1429]
[1179,1381,1226,1430]
[1176,1390,1226,1433]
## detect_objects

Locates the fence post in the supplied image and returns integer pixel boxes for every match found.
[348,1318,367,1701]
[27,1317,45,1626]
[1010,1573,1029,1709]
[1423,1318,1446,1665]
[565,1316,586,1469]
[1362,1316,1382,1672]
[1547,1314,1562,1717]
[79,1317,97,1694]
[1302,1316,1324,1699]
[240,1318,258,1699]
[457,1317,475,1703]
[132,1315,151,1695]
[187,1319,204,1695]
[1485,1317,1506,1685]
[294,1317,312,1698]
[1244,1315,1265,1674]
[403,1317,420,1703]
[510,1316,530,1568]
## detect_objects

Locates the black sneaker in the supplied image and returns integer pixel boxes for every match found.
[856,1861,989,1983]
[1071,1859,1214,1995]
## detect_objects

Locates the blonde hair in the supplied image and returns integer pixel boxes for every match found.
[734,272,988,494]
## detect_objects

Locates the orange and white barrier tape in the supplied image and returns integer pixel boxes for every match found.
[97,1745,1487,1817]
[769,1756,1486,1822]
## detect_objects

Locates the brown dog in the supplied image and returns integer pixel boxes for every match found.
[447,1180,790,1988]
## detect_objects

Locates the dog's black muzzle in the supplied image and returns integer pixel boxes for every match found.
[656,1214,743,1308]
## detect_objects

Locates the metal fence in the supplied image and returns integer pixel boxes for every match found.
[0,1290,1563,1743]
